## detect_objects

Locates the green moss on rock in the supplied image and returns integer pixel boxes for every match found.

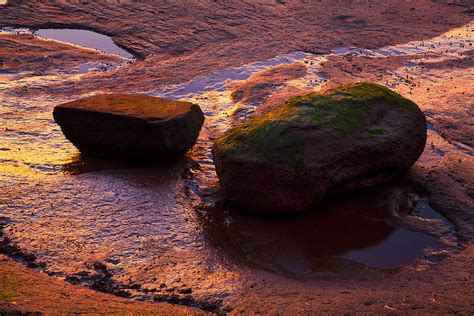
[0,276,20,302]
[0,289,18,301]
[286,82,420,134]
[367,128,389,138]
[213,82,427,212]
[325,82,420,111]
[214,82,421,167]
[214,106,304,167]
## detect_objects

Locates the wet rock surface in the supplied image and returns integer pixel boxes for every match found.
[213,83,427,212]
[0,1,471,97]
[0,254,206,315]
[0,1,473,314]
[53,94,204,160]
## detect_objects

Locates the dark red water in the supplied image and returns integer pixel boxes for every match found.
[201,184,446,275]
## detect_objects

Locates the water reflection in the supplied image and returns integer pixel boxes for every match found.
[62,152,193,177]
[35,29,133,58]
[201,183,444,275]
[62,152,137,175]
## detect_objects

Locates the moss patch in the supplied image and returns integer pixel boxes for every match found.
[0,289,19,301]
[286,94,366,134]
[367,128,388,138]
[286,82,420,134]
[214,105,305,167]
[0,274,20,302]
[325,82,420,111]
[214,82,421,167]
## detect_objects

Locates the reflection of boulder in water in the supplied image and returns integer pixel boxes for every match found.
[62,153,135,175]
[61,152,196,189]
[201,183,442,276]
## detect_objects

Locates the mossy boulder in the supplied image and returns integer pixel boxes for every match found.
[54,94,204,161]
[212,83,427,213]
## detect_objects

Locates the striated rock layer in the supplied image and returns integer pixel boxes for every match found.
[213,83,427,212]
[53,94,204,161]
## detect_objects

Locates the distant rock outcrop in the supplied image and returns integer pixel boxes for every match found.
[54,94,204,161]
[213,83,427,213]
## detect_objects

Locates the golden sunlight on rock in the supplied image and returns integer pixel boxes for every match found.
[0,1,472,314]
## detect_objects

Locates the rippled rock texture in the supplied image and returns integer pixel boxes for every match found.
[214,83,427,212]
[0,254,206,315]
[1,1,471,96]
[53,94,204,160]
[0,1,473,314]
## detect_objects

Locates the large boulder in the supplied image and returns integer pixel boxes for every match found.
[53,94,204,160]
[212,83,427,213]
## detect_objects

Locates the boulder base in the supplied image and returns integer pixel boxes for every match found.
[212,83,427,213]
[53,94,204,160]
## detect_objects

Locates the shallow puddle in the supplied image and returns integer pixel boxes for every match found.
[35,29,133,58]
[156,51,311,99]
[1,27,133,78]
[202,184,449,275]
[1,27,133,59]
[154,22,472,100]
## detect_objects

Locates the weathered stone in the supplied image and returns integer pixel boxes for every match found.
[53,94,204,161]
[213,83,427,213]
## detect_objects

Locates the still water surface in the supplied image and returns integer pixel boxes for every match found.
[35,29,133,58]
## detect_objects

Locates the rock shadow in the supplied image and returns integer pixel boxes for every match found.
[61,152,195,181]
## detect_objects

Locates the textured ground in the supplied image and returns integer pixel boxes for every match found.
[0,254,206,315]
[1,0,472,96]
[0,1,473,314]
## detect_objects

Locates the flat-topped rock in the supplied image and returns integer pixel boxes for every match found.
[53,94,204,161]
[213,83,427,213]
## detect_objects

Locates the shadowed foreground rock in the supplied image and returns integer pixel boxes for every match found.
[213,83,427,213]
[54,94,204,161]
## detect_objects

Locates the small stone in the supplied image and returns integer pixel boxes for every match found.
[179,287,192,294]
